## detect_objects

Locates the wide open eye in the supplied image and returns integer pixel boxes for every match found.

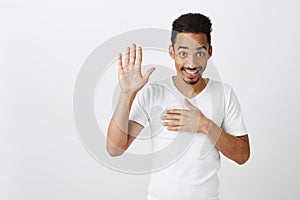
[179,51,187,57]
[196,52,205,57]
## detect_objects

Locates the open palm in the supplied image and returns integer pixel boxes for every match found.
[118,44,155,94]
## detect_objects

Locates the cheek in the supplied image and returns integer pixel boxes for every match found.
[174,58,208,71]
[174,58,184,68]
[195,58,208,67]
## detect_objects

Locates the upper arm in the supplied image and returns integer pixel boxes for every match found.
[222,87,247,137]
[237,134,249,143]
[123,120,144,150]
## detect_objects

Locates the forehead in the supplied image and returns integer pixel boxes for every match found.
[174,32,209,49]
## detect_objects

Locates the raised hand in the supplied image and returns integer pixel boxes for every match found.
[118,43,155,95]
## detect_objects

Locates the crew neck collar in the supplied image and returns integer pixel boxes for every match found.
[169,76,211,100]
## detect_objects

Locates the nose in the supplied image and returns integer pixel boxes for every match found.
[184,55,197,68]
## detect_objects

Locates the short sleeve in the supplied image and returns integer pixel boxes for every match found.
[129,86,150,127]
[221,87,248,136]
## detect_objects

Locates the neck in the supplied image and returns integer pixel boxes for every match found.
[172,75,207,98]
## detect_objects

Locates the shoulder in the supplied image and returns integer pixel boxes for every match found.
[139,78,173,95]
[208,79,234,96]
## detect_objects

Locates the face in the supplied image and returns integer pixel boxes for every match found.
[169,32,212,85]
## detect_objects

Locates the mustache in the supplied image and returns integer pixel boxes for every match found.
[181,66,203,71]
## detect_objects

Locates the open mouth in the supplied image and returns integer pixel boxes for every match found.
[181,67,202,78]
[184,68,198,74]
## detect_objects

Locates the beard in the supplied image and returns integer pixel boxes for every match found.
[182,77,200,85]
[180,66,203,85]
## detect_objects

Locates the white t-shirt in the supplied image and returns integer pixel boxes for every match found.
[129,77,247,200]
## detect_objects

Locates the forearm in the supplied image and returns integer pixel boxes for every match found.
[106,92,136,155]
[203,120,250,164]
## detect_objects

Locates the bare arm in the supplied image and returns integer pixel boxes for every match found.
[203,122,250,165]
[162,98,250,164]
[106,93,143,156]
[106,44,155,156]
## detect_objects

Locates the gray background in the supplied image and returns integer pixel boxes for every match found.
[1,0,299,199]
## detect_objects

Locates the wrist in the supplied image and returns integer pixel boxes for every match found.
[201,118,212,134]
[119,91,137,107]
[120,91,137,99]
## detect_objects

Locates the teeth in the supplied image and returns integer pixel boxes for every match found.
[185,69,198,74]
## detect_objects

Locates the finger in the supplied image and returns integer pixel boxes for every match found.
[118,53,123,69]
[161,114,181,120]
[129,43,136,65]
[135,46,142,66]
[162,120,183,127]
[124,46,130,66]
[142,67,156,83]
[167,126,182,131]
[165,109,184,114]
[118,53,124,76]
[184,98,198,110]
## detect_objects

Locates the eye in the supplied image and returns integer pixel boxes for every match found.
[196,52,205,57]
[179,51,187,57]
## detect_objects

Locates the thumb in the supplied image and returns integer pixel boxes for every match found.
[143,67,156,83]
[184,98,198,110]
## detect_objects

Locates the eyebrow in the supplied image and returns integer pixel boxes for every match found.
[177,45,207,50]
[197,46,207,50]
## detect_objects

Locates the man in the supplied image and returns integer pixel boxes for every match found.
[106,13,250,200]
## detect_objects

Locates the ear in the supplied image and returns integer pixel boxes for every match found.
[208,46,213,57]
[169,44,175,59]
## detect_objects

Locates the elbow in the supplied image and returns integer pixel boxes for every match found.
[106,147,124,157]
[236,151,250,165]
[107,152,122,157]
[106,140,125,157]
[236,158,249,165]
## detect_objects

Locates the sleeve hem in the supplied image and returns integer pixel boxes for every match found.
[129,117,147,128]
[225,129,248,137]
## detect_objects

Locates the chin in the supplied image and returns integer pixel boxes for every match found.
[183,77,200,85]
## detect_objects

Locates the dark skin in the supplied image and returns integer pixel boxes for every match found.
[164,32,250,164]
[107,34,250,165]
